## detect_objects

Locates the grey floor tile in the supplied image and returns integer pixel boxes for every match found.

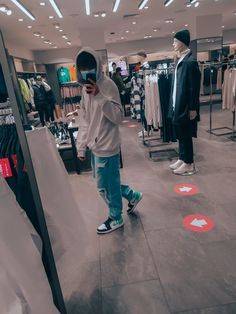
[175,303,236,314]
[146,228,236,312]
[100,232,157,288]
[102,280,170,314]
[65,261,102,314]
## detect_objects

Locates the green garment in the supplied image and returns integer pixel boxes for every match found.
[18,78,31,111]
[57,67,71,84]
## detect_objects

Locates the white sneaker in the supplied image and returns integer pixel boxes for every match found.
[138,130,148,138]
[169,159,184,170]
[173,162,197,176]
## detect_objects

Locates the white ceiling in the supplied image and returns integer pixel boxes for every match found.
[0,0,235,51]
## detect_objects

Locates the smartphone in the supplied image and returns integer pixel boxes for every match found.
[86,73,96,84]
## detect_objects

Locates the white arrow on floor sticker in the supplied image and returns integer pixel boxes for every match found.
[179,186,193,193]
[190,219,208,228]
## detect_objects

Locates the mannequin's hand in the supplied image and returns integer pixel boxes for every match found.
[189,110,197,120]
[85,79,99,96]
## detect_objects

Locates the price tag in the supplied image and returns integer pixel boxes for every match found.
[0,158,13,178]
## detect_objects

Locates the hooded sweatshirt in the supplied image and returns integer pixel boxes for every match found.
[76,48,123,158]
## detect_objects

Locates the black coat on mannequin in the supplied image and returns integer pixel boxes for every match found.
[169,52,201,139]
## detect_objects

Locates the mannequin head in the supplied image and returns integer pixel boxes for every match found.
[137,50,147,64]
[173,29,190,54]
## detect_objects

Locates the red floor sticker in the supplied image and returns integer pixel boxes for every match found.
[174,184,199,196]
[128,124,139,128]
[183,215,215,233]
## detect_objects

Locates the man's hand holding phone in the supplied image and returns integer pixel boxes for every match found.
[85,79,99,96]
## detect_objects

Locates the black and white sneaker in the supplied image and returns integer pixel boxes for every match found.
[127,191,143,214]
[97,217,124,234]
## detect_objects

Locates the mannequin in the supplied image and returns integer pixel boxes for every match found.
[137,50,150,70]
[169,29,201,175]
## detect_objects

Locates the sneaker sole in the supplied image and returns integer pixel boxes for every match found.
[97,222,124,234]
[173,169,198,176]
[127,193,143,215]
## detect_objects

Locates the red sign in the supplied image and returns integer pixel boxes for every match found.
[0,158,13,178]
[174,184,199,196]
[183,214,215,233]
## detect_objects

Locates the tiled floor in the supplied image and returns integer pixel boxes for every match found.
[65,105,236,314]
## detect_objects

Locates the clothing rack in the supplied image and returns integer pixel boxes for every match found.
[142,67,178,162]
[207,60,236,139]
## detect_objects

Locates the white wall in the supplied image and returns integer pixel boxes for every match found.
[6,41,34,61]
[33,47,80,65]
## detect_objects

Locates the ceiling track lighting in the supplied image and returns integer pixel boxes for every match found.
[164,0,175,7]
[85,0,90,15]
[138,0,149,10]
[0,5,12,16]
[113,0,121,13]
[48,0,63,18]
[10,0,35,20]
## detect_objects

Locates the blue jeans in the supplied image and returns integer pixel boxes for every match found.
[94,154,134,220]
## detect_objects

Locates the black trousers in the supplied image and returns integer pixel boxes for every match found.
[38,106,50,126]
[179,137,194,164]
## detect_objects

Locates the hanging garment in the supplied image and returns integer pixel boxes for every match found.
[217,67,222,90]
[57,67,71,84]
[130,75,141,120]
[69,65,77,81]
[222,68,236,111]
[0,176,59,314]
[0,64,8,102]
[18,78,31,112]
[32,84,50,126]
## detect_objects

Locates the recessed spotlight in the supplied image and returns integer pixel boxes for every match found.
[33,32,41,37]
[44,40,50,43]
[49,42,53,45]
[153,29,158,32]
[186,3,191,7]
[132,21,136,25]
[172,31,175,34]
[49,15,54,19]
[101,12,106,17]
[185,24,188,27]
[53,23,60,28]
[121,36,124,39]
[126,30,130,33]
[6,10,12,16]
[194,1,199,7]
[222,25,225,28]
[40,2,46,5]
[59,29,63,32]
[27,25,32,29]
[41,35,45,39]
[18,18,23,22]
[149,35,152,38]
[94,13,99,17]
[67,41,71,45]
[165,19,174,23]
[52,46,58,48]
[144,6,149,9]
[62,35,68,39]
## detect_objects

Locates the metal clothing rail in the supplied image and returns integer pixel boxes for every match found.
[0,31,67,313]
[207,60,236,137]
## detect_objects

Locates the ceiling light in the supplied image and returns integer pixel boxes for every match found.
[153,29,158,32]
[101,12,106,17]
[62,35,67,38]
[164,0,175,7]
[41,35,45,38]
[94,13,99,17]
[132,21,136,25]
[113,0,121,13]
[67,41,72,45]
[10,0,35,20]
[194,1,199,7]
[85,0,90,15]
[18,18,23,21]
[27,25,32,28]
[185,24,188,27]
[149,35,152,38]
[222,25,225,28]
[121,36,124,39]
[126,30,129,33]
[138,0,149,10]
[48,0,63,18]
[34,32,41,37]
[6,9,12,15]
[53,23,60,28]
[44,40,50,43]
[52,46,57,48]
[186,3,191,7]
[0,5,7,11]
[40,2,45,5]
[49,42,52,45]
[172,31,175,34]
[165,19,174,23]
[49,15,54,19]
[144,6,148,9]
[59,29,63,32]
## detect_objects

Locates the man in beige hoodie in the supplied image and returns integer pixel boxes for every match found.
[76,48,142,234]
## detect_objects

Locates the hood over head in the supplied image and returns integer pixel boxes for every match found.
[75,47,121,105]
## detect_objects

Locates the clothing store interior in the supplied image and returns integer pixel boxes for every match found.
[1,0,236,313]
